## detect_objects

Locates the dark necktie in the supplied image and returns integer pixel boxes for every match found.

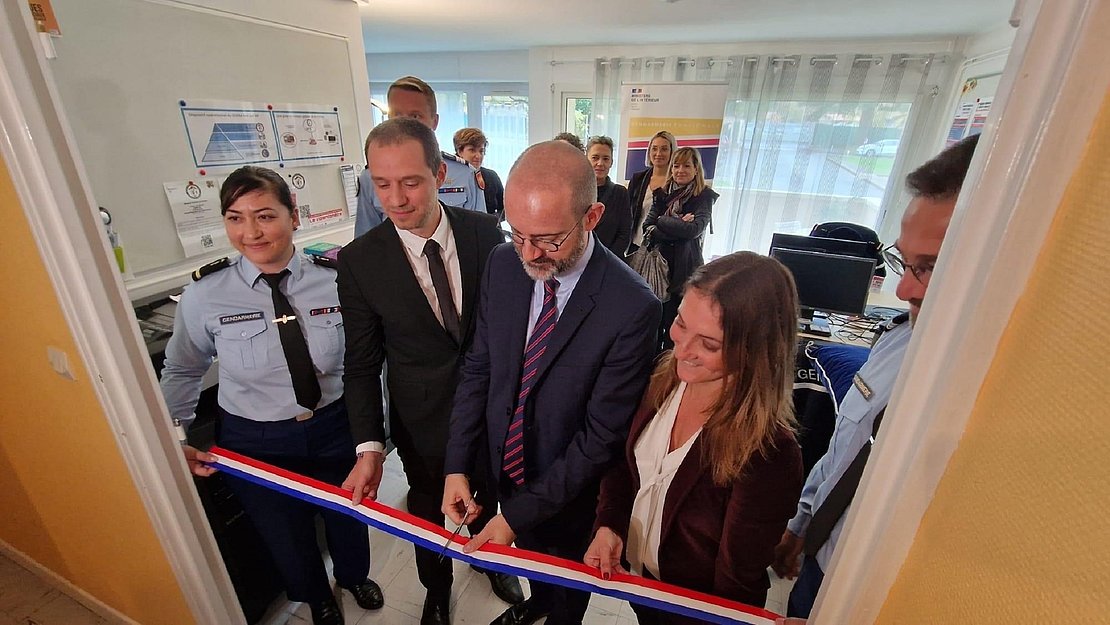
[803,407,886,556]
[502,278,560,486]
[260,270,321,412]
[423,239,461,344]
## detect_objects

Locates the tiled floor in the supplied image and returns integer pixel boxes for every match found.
[0,451,794,624]
[0,551,107,625]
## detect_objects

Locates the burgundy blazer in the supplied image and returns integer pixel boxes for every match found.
[595,398,803,613]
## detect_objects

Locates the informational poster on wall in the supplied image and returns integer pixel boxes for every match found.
[618,82,729,183]
[284,168,345,227]
[945,74,1001,146]
[179,99,345,169]
[163,178,229,257]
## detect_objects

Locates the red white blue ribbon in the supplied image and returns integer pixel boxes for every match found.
[210,447,781,625]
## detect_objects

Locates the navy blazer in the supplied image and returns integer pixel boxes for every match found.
[445,240,661,533]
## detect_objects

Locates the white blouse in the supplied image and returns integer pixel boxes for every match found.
[626,382,702,578]
[632,186,655,247]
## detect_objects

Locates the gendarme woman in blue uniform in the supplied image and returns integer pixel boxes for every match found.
[160,166,382,625]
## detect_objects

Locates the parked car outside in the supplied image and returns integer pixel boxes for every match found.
[856,139,900,156]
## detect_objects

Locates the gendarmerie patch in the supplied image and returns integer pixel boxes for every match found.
[219,311,264,324]
[310,306,341,316]
[853,372,874,401]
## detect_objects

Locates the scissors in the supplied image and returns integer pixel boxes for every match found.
[438,490,478,563]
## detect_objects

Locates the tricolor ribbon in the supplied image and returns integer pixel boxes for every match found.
[210,447,781,625]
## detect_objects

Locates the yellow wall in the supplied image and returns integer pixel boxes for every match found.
[876,97,1110,621]
[0,158,195,624]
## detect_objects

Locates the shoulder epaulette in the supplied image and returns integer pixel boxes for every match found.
[891,312,911,326]
[310,255,338,269]
[191,257,230,281]
[442,151,466,165]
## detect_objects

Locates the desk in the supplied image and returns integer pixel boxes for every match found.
[793,291,907,475]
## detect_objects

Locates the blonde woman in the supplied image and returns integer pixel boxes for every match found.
[585,252,804,623]
[642,146,718,350]
[627,130,677,252]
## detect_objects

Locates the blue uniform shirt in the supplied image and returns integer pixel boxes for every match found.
[786,319,913,571]
[354,151,486,237]
[161,252,345,426]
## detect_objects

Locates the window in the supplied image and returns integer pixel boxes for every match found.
[368,82,528,177]
[481,95,529,177]
[563,95,592,140]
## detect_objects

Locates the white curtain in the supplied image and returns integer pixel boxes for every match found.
[593,53,937,258]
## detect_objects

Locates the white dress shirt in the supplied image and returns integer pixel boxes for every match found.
[356,204,461,457]
[525,233,596,341]
[394,204,463,324]
[626,382,701,579]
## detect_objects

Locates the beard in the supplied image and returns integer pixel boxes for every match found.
[519,226,588,282]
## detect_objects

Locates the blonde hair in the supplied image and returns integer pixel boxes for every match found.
[646,252,798,485]
[644,130,677,169]
[667,147,708,196]
[388,75,437,115]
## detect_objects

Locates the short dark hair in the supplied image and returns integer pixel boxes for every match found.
[906,134,980,200]
[586,135,615,152]
[553,132,584,152]
[365,117,443,174]
[453,127,488,154]
[219,166,293,215]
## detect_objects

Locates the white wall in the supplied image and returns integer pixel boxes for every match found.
[364,50,528,84]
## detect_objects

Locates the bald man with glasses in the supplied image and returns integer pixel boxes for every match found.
[771,134,980,620]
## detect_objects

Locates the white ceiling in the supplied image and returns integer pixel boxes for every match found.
[359,0,1014,54]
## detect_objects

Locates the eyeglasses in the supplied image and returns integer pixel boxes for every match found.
[882,245,934,285]
[508,217,584,253]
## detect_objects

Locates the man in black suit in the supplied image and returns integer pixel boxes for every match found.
[442,141,662,625]
[337,117,522,625]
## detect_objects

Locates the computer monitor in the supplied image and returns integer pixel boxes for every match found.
[770,247,876,334]
[769,232,877,262]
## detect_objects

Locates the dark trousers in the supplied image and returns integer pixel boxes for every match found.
[505,483,595,625]
[786,555,825,618]
[217,400,370,603]
[394,443,496,597]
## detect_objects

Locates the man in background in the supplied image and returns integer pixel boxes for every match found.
[772,134,980,619]
[354,76,486,236]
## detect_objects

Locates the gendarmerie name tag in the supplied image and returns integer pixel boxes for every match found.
[310,306,341,316]
[853,372,874,401]
[219,311,264,324]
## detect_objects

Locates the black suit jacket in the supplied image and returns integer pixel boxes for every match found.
[480,167,504,217]
[595,177,632,257]
[337,204,503,459]
[445,239,661,534]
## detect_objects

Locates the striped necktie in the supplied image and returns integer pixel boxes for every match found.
[502,277,560,486]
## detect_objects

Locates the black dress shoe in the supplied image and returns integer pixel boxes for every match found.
[308,596,343,625]
[341,578,385,610]
[484,570,525,605]
[489,598,548,625]
[421,592,450,625]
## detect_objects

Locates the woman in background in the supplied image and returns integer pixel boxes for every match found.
[643,146,718,350]
[585,252,804,623]
[627,130,676,253]
[587,135,633,256]
[160,166,383,625]
[454,127,504,217]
